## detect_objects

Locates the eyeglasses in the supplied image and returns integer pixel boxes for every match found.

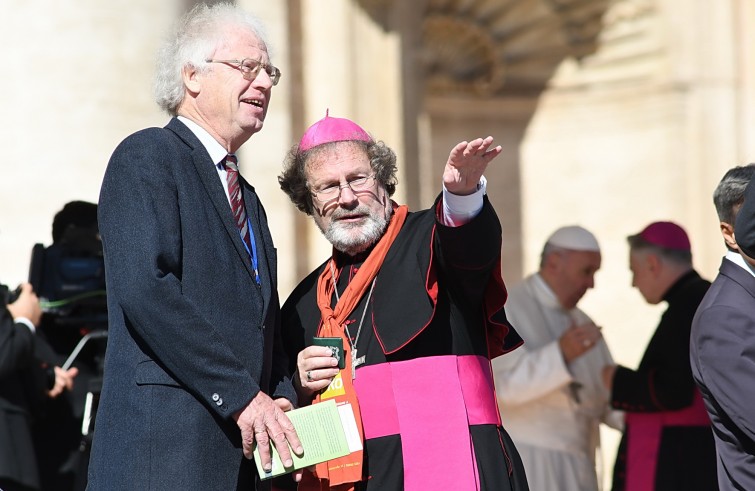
[205,58,281,86]
[310,175,377,201]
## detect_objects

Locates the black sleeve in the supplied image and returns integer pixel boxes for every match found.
[0,306,35,378]
[611,307,697,412]
[269,295,298,405]
[434,195,502,306]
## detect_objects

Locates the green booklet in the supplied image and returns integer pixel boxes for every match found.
[253,399,353,480]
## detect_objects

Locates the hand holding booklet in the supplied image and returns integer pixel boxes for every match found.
[253,399,361,480]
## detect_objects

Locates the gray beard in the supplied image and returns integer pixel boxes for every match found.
[322,207,391,256]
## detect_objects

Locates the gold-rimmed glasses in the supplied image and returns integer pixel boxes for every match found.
[205,58,281,86]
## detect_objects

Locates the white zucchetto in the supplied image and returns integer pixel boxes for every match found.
[546,225,600,252]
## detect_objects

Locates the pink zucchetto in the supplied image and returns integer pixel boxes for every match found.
[298,109,372,151]
[636,221,691,251]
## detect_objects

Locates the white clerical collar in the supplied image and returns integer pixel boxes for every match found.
[177,116,229,166]
[531,272,583,319]
[725,250,755,278]
[532,273,563,309]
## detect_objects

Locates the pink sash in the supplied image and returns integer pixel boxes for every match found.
[625,390,711,491]
[353,355,501,491]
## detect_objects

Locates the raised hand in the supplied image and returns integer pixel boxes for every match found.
[442,136,502,196]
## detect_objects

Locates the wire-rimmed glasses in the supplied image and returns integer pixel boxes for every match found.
[205,58,281,86]
[310,175,377,202]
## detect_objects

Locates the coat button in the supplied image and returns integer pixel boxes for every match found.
[215,397,223,406]
[212,393,220,402]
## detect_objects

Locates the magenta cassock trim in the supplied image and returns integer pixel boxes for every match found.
[353,355,500,491]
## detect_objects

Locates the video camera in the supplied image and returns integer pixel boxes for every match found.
[28,205,107,330]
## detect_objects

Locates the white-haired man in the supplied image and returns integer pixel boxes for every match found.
[89,4,301,490]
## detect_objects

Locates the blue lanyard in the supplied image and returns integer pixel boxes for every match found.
[240,216,260,284]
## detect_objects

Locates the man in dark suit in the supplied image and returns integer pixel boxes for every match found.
[0,283,42,491]
[87,4,301,490]
[691,164,755,490]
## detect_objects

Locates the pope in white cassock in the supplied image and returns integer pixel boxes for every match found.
[492,226,623,491]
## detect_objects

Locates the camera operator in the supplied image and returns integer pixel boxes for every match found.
[29,200,104,491]
[0,283,77,491]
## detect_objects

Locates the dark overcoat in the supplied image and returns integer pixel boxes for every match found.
[0,307,40,490]
[88,118,295,490]
[691,258,755,491]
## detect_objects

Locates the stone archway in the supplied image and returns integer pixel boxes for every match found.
[357,0,610,96]
[355,0,611,280]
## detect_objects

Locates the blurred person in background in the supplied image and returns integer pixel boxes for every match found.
[30,200,103,491]
[603,221,716,490]
[1,283,76,491]
[492,225,622,491]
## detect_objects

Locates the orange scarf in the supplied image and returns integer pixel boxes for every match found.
[301,205,408,491]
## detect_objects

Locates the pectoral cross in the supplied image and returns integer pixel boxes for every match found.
[351,348,365,379]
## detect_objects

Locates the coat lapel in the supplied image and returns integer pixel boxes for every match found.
[165,118,258,281]
[242,179,273,312]
[721,258,755,299]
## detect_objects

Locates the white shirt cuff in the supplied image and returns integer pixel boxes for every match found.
[14,317,36,334]
[441,176,487,227]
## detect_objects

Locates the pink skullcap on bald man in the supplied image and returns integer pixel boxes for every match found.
[546,225,601,252]
[635,221,691,251]
[298,109,372,151]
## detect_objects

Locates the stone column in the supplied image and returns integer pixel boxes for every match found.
[295,0,404,276]
[0,0,182,285]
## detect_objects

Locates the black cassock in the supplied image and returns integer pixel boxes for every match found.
[281,196,529,491]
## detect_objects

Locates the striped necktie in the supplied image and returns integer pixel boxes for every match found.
[224,155,252,252]
[224,155,260,284]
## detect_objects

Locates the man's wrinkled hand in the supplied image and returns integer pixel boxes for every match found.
[233,392,303,472]
[274,398,305,482]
